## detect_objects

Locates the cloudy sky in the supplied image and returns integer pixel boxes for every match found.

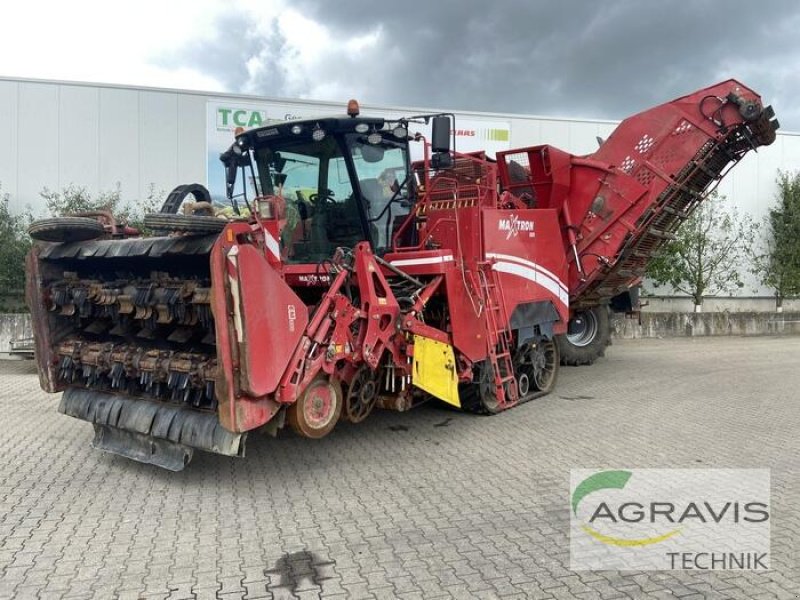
[1,0,798,129]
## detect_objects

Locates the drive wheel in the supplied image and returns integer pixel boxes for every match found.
[343,367,379,423]
[143,213,226,235]
[287,376,342,438]
[529,338,559,393]
[28,217,105,243]
[556,306,610,366]
[515,338,560,399]
[458,361,507,415]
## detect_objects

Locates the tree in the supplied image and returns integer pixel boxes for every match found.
[752,171,800,309]
[0,182,166,313]
[40,183,124,217]
[646,192,757,310]
[0,185,32,294]
[40,182,163,232]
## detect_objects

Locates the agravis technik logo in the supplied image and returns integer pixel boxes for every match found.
[569,469,770,571]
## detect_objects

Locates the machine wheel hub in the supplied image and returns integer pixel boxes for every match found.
[566,311,600,348]
[287,376,342,438]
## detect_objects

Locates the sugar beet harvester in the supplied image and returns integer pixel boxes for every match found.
[26,81,777,470]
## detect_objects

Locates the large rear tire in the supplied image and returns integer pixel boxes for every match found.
[28,217,105,243]
[557,306,610,366]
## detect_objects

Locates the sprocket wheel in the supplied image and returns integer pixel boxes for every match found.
[458,360,509,415]
[521,338,559,394]
[343,366,379,423]
[287,375,343,438]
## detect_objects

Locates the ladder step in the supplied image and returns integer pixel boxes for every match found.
[661,205,690,219]
[647,228,677,240]
[478,265,519,407]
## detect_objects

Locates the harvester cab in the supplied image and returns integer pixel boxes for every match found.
[219,104,444,261]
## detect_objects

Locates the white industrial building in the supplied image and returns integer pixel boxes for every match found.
[1,76,798,304]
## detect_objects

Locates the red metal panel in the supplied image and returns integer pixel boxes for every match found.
[230,244,308,396]
[210,224,301,432]
[482,208,569,332]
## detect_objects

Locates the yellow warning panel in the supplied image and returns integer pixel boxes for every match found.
[411,335,460,407]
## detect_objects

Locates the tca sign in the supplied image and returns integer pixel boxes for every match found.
[216,108,266,131]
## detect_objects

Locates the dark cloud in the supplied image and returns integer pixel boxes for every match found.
[161,0,800,129]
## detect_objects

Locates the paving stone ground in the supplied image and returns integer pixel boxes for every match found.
[1,336,798,599]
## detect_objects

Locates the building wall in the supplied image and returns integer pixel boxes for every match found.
[0,79,212,212]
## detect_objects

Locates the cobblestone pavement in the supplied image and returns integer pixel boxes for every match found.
[1,336,799,599]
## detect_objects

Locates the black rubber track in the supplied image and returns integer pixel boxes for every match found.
[159,183,213,214]
[458,356,554,415]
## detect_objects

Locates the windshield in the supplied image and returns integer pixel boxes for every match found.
[251,137,361,263]
[346,134,411,253]
[242,126,412,263]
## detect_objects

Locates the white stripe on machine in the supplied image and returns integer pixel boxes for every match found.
[486,252,568,294]
[490,259,569,308]
[264,231,281,260]
[390,254,454,267]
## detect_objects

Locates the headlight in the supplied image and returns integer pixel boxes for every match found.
[312,127,326,142]
[290,124,303,135]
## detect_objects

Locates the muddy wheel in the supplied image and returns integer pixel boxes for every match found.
[28,217,105,243]
[529,338,559,393]
[458,361,505,415]
[287,376,343,438]
[556,306,610,366]
[514,337,560,399]
[143,213,226,235]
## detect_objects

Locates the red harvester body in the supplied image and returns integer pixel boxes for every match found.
[26,80,777,469]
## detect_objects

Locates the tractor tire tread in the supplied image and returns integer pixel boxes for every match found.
[143,213,226,234]
[557,306,611,366]
[28,217,105,243]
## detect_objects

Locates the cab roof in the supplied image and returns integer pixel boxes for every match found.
[236,115,387,150]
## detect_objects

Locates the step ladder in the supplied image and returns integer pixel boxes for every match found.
[477,263,519,408]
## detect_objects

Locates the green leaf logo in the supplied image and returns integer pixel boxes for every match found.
[572,470,632,516]
[572,470,681,547]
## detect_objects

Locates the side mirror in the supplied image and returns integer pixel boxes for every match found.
[225,161,238,188]
[273,152,287,173]
[431,116,451,153]
[220,143,242,189]
[431,152,453,170]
